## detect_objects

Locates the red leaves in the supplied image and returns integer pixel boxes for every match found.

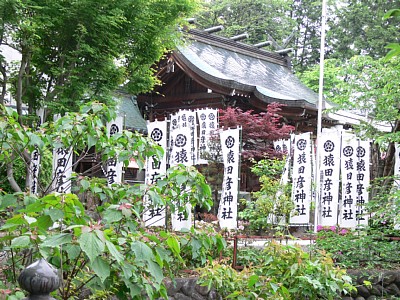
[218,104,294,160]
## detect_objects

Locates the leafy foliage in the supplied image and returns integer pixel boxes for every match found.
[240,158,293,234]
[0,101,216,299]
[198,241,354,299]
[0,0,198,116]
[194,0,295,49]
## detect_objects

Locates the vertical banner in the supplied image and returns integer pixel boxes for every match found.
[144,120,168,227]
[355,140,370,227]
[395,143,400,188]
[106,116,124,185]
[179,110,198,165]
[52,115,73,194]
[170,125,193,231]
[318,130,341,226]
[218,127,241,230]
[168,111,180,166]
[29,109,45,195]
[339,133,358,228]
[290,132,312,224]
[196,108,218,164]
[52,146,73,194]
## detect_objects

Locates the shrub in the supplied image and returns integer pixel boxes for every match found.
[198,241,354,299]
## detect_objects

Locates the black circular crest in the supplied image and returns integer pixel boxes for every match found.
[110,124,119,135]
[323,140,335,152]
[151,128,163,142]
[356,146,366,158]
[342,146,353,157]
[225,136,235,148]
[175,134,187,147]
[297,139,307,151]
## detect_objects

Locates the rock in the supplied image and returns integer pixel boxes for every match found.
[356,285,371,298]
[181,278,197,296]
[165,278,185,295]
[195,283,210,296]
[207,289,221,300]
[382,271,397,286]
[386,283,400,296]
[370,284,384,296]
[174,292,192,300]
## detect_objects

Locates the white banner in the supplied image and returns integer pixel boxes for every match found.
[318,130,341,226]
[218,127,241,230]
[196,108,218,164]
[29,108,45,195]
[355,140,370,227]
[144,120,168,227]
[290,132,312,224]
[179,110,198,165]
[394,143,400,188]
[106,116,124,185]
[30,147,41,195]
[52,146,73,194]
[170,126,193,231]
[339,133,358,228]
[52,114,72,194]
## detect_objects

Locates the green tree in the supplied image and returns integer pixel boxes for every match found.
[194,0,295,50]
[0,0,198,119]
[328,0,400,61]
[0,102,215,299]
[0,0,198,191]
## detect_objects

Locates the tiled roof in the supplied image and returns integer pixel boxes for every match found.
[175,29,320,110]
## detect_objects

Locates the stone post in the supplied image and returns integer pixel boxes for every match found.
[18,258,61,300]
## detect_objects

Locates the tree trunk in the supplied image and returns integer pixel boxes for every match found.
[7,153,22,193]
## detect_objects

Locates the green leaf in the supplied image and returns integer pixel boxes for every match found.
[0,194,18,209]
[1,214,26,230]
[80,179,90,190]
[36,215,53,231]
[47,209,64,222]
[248,274,259,288]
[10,236,31,248]
[131,241,154,262]
[78,232,105,262]
[166,236,180,257]
[91,256,110,283]
[147,260,163,284]
[22,201,46,213]
[105,240,124,263]
[103,207,123,223]
[41,233,72,248]
[270,282,280,293]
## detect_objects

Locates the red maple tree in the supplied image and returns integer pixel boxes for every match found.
[218,103,294,161]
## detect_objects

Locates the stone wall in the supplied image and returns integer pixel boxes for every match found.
[160,278,220,300]
[342,270,400,300]
[160,271,400,300]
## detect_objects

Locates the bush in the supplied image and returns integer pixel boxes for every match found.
[197,241,354,299]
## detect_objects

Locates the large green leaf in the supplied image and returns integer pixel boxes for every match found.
[91,256,110,283]
[10,236,31,248]
[131,240,154,262]
[47,209,64,222]
[0,194,18,209]
[78,232,105,262]
[147,260,163,284]
[166,236,180,257]
[105,240,124,264]
[103,207,123,223]
[41,233,73,248]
